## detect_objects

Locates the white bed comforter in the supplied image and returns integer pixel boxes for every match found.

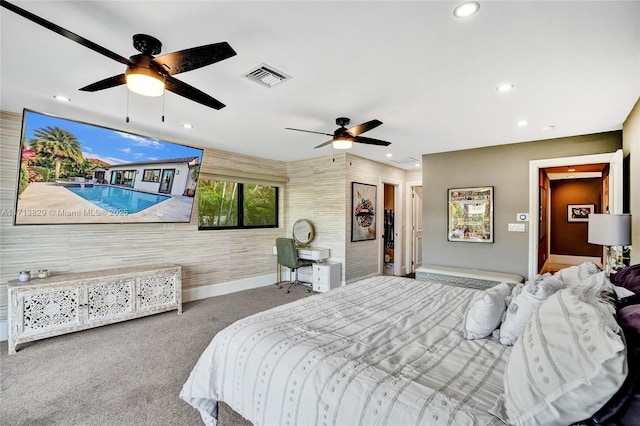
[180,276,510,426]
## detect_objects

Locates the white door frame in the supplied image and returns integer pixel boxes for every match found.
[379,177,403,276]
[407,181,422,274]
[527,149,624,279]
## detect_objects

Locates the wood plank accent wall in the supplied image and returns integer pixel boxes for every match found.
[345,153,409,281]
[286,155,347,282]
[0,111,288,323]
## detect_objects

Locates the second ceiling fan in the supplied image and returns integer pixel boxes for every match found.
[286,117,392,149]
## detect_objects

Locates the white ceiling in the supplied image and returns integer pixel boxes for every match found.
[1,1,639,170]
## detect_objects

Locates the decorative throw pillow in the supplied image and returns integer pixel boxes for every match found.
[462,282,511,340]
[498,274,563,345]
[498,280,627,426]
[590,303,640,424]
[554,261,601,287]
[611,264,640,294]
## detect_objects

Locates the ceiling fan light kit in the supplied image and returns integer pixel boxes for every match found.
[332,138,353,149]
[125,66,165,97]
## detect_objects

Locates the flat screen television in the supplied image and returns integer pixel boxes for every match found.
[14,109,204,225]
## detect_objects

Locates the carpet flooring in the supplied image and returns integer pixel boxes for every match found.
[0,283,313,426]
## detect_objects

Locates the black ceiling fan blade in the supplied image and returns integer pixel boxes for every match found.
[1,0,131,67]
[353,135,392,146]
[285,128,334,137]
[79,74,126,92]
[153,42,237,76]
[346,119,383,137]
[314,140,335,149]
[165,75,225,110]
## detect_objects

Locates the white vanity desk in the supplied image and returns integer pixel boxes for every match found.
[273,246,340,292]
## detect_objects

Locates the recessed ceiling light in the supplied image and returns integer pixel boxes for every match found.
[542,125,555,131]
[53,95,71,102]
[496,83,514,93]
[386,153,393,158]
[181,123,194,129]
[517,120,529,127]
[415,163,421,168]
[453,1,480,18]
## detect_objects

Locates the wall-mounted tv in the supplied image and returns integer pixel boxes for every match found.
[14,109,204,225]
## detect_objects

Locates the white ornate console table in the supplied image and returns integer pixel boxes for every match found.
[7,264,181,354]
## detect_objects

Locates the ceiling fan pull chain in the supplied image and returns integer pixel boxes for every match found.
[125,89,130,123]
[161,84,166,123]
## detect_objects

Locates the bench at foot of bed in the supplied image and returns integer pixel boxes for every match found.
[415,265,524,290]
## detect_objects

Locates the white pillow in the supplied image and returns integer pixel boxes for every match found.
[462,282,511,340]
[497,280,627,426]
[554,261,600,287]
[498,274,563,345]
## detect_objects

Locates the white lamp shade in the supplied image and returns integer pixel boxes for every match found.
[588,214,632,246]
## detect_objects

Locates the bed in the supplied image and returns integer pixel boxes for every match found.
[180,276,510,425]
[180,267,637,426]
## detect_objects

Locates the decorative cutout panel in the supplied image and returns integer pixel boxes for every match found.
[23,289,79,331]
[87,280,133,320]
[138,274,175,310]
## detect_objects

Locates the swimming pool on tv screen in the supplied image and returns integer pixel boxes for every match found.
[65,185,170,214]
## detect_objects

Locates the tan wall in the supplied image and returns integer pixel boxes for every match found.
[623,97,640,265]
[422,131,622,278]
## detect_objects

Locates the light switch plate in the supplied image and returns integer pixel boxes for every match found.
[508,223,527,232]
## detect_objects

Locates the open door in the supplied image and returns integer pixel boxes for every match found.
[411,185,423,272]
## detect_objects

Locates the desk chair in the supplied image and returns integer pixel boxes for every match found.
[276,237,313,293]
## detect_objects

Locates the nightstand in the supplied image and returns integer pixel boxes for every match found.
[311,262,341,293]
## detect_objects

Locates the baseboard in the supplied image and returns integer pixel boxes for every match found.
[0,274,279,342]
[182,273,278,303]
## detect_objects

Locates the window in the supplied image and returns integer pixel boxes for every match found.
[110,170,136,187]
[197,179,278,229]
[142,169,161,182]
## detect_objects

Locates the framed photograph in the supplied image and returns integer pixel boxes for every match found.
[567,204,594,222]
[447,186,493,243]
[351,182,377,242]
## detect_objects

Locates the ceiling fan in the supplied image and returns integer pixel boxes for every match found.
[285,117,391,149]
[1,0,236,110]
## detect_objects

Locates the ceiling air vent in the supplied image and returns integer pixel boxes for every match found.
[244,64,291,88]
[391,156,420,165]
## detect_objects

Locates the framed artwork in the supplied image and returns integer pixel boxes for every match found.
[567,204,594,222]
[351,182,377,242]
[447,186,493,243]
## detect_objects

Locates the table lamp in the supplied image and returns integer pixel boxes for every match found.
[588,213,632,276]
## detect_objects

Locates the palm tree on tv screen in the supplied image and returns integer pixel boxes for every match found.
[29,126,83,180]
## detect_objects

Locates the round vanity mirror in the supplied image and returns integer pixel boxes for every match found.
[292,219,315,246]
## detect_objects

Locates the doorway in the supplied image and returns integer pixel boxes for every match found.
[538,166,607,274]
[411,185,423,273]
[380,179,402,276]
[528,150,624,279]
[159,169,175,194]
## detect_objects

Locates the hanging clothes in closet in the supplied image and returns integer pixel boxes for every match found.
[384,209,394,249]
